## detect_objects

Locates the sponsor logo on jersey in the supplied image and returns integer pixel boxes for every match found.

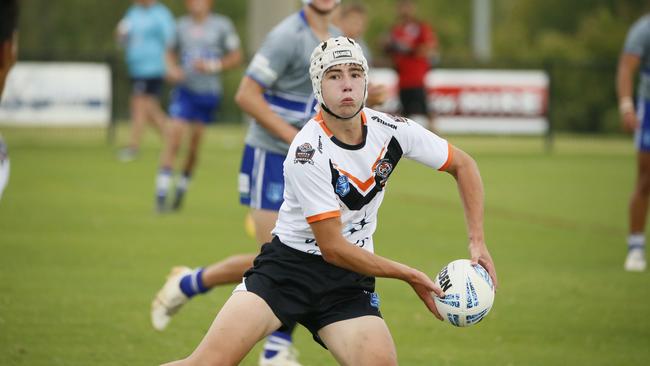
[335,175,350,197]
[333,49,353,59]
[386,113,410,124]
[294,142,315,165]
[371,115,397,130]
[317,135,323,153]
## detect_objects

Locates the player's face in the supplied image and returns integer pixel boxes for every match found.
[341,12,367,39]
[186,0,212,15]
[321,63,365,118]
[309,0,339,14]
[0,32,17,99]
[397,1,416,19]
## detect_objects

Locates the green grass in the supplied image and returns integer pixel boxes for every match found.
[0,126,648,365]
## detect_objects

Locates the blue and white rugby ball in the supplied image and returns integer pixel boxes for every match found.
[433,259,495,327]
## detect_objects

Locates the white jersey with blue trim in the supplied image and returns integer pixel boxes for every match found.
[272,108,453,255]
[244,10,341,155]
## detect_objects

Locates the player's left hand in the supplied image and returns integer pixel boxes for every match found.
[469,241,498,290]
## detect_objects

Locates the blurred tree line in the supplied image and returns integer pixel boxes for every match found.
[16,0,650,133]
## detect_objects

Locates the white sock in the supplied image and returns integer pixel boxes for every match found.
[627,233,645,251]
[156,169,172,197]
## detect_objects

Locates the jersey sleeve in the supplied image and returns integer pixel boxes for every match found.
[284,142,341,224]
[624,19,650,57]
[220,17,241,53]
[397,119,452,171]
[245,28,296,88]
[160,7,176,48]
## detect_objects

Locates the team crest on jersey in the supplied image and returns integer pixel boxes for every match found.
[294,143,315,165]
[375,159,393,185]
[335,175,350,197]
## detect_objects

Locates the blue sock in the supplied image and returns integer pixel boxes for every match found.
[178,268,209,298]
[263,330,292,359]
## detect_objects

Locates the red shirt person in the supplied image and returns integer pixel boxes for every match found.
[386,0,438,125]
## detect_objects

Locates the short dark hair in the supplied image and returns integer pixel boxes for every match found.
[0,0,19,43]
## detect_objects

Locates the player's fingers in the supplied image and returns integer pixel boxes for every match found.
[430,284,445,298]
[481,260,499,289]
[425,295,443,320]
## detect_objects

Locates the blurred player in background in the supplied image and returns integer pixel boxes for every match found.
[385,0,438,130]
[155,0,242,212]
[0,0,19,202]
[332,2,387,108]
[161,35,497,366]
[333,2,372,64]
[617,13,650,272]
[152,1,342,364]
[116,0,175,162]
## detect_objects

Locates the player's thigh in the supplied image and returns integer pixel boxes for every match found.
[250,208,278,244]
[166,119,187,145]
[318,316,397,366]
[186,291,282,365]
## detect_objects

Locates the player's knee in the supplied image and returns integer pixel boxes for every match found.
[186,352,238,366]
[364,354,397,366]
[637,175,650,196]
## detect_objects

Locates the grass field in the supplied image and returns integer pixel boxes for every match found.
[0,125,648,365]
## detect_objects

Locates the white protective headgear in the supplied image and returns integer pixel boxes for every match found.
[309,36,369,113]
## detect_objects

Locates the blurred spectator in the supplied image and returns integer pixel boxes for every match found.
[617,13,650,272]
[154,0,242,212]
[333,2,387,107]
[385,0,438,129]
[0,0,18,202]
[116,0,175,162]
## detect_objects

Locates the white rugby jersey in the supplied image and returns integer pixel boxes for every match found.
[272,108,452,255]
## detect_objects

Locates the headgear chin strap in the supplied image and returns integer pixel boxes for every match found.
[309,36,369,120]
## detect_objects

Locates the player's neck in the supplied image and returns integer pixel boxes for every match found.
[304,6,332,41]
[322,111,364,146]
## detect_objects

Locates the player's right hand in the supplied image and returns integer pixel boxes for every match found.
[166,67,185,84]
[622,110,639,132]
[408,269,444,320]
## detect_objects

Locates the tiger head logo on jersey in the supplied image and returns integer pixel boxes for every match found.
[375,159,393,186]
[294,143,315,165]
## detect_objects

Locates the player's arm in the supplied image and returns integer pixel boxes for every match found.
[616,53,641,132]
[310,217,444,319]
[415,23,438,62]
[165,49,184,83]
[219,48,242,71]
[442,146,497,289]
[234,76,299,144]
